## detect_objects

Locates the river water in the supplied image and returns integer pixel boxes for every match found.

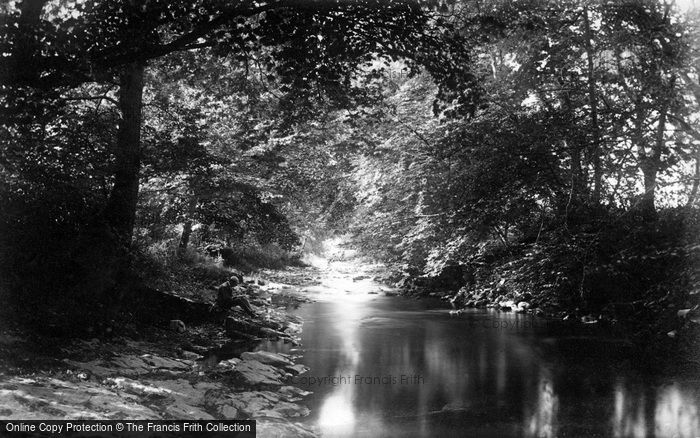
[263,272,700,438]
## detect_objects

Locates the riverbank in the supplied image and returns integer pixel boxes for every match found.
[397,275,700,374]
[0,266,326,437]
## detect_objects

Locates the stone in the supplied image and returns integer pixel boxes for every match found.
[105,378,171,399]
[241,351,293,367]
[285,364,309,376]
[218,405,239,419]
[180,351,202,361]
[164,401,215,420]
[139,354,191,372]
[517,301,531,312]
[256,420,316,438]
[229,269,245,284]
[0,377,159,420]
[279,386,312,399]
[232,359,285,387]
[169,320,186,333]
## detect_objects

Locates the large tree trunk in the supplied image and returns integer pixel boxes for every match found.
[4,0,47,85]
[179,220,193,252]
[582,7,602,206]
[103,62,145,247]
[640,107,667,221]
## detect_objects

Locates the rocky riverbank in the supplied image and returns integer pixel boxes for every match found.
[0,268,326,437]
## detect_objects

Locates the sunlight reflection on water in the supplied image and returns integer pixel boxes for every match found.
[267,251,699,437]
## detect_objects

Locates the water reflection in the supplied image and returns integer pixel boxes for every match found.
[655,383,700,438]
[277,295,700,437]
[525,369,558,438]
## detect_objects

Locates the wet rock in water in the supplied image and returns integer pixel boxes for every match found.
[241,351,293,367]
[384,291,398,297]
[497,299,515,311]
[285,364,309,376]
[353,275,369,281]
[180,350,202,361]
[279,386,312,400]
[516,301,531,312]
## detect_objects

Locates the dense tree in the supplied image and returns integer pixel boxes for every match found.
[0,0,475,302]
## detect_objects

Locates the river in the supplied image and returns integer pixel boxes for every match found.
[260,267,700,438]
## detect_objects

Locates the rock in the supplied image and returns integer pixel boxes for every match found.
[0,377,160,420]
[169,320,186,333]
[667,330,677,338]
[66,353,192,378]
[353,275,369,281]
[221,391,310,419]
[580,314,598,324]
[279,386,312,399]
[384,291,398,297]
[218,405,239,419]
[106,377,171,399]
[241,351,293,367]
[285,364,309,376]
[475,300,487,308]
[232,359,285,387]
[516,301,531,312]
[225,317,263,338]
[257,279,267,286]
[259,401,310,418]
[215,358,241,373]
[180,351,202,361]
[229,269,245,284]
[139,354,191,372]
[259,327,287,339]
[256,419,316,438]
[164,400,216,420]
